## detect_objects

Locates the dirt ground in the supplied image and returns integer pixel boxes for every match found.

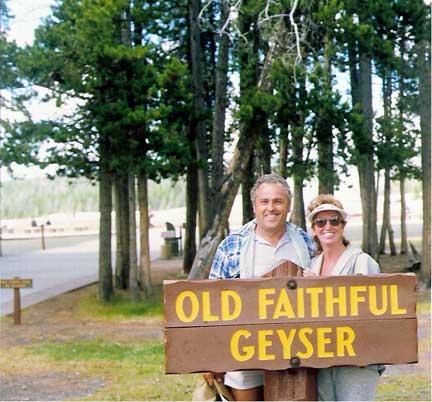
[0,255,430,401]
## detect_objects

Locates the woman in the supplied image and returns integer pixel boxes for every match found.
[304,194,384,401]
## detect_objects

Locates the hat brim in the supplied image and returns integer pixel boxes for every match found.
[308,203,348,222]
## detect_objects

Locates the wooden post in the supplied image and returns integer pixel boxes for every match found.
[263,260,317,401]
[41,224,46,250]
[13,286,21,325]
[0,277,33,325]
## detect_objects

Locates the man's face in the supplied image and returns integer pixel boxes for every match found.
[253,182,291,234]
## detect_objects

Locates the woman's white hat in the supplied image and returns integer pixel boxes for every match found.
[308,203,348,222]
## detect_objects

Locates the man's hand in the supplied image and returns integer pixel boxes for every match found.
[203,372,224,386]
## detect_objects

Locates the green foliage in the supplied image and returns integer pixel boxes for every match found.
[10,0,193,183]
[0,0,41,170]
[1,177,186,219]
[3,0,429,232]
[1,177,97,219]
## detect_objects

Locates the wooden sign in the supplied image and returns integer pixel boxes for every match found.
[164,274,417,374]
[1,278,33,288]
[1,277,33,325]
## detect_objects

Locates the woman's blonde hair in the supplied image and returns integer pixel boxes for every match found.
[307,194,350,254]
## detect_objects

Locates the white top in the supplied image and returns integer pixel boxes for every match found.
[253,231,298,277]
[310,244,380,276]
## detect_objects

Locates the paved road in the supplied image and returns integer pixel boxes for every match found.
[0,220,422,316]
[0,229,167,316]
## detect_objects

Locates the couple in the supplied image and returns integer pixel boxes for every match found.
[204,173,383,401]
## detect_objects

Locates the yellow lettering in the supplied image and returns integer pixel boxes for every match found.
[305,287,324,317]
[259,288,275,319]
[336,326,356,357]
[276,329,296,359]
[230,330,254,361]
[297,327,314,358]
[273,288,296,319]
[325,286,347,317]
[258,330,275,360]
[221,290,242,321]
[369,285,388,315]
[297,288,305,318]
[350,286,367,316]
[390,285,407,314]
[202,291,219,321]
[317,327,334,358]
[175,291,199,322]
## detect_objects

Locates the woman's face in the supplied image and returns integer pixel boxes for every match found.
[312,210,345,249]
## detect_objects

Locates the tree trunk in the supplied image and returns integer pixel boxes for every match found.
[349,40,378,257]
[418,38,431,286]
[399,174,408,255]
[290,70,307,231]
[114,175,130,289]
[317,37,334,195]
[241,156,255,224]
[257,134,272,175]
[210,0,230,211]
[379,168,396,255]
[114,183,122,286]
[291,176,306,231]
[98,140,114,302]
[188,120,263,279]
[359,54,377,257]
[188,0,210,239]
[138,172,152,297]
[128,174,140,301]
[379,73,396,256]
[317,133,334,195]
[183,164,198,275]
[238,6,260,226]
[188,19,284,279]
[279,125,288,178]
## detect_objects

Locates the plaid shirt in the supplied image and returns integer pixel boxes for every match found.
[209,220,314,279]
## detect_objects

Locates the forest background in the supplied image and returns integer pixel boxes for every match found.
[0,0,430,304]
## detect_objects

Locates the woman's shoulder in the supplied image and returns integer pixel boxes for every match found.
[346,245,380,274]
[310,253,323,273]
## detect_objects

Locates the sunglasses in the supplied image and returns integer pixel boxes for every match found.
[313,215,344,228]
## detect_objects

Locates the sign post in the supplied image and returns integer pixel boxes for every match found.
[1,277,33,324]
[164,272,417,400]
[261,261,316,400]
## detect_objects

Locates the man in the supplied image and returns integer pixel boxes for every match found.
[204,173,314,401]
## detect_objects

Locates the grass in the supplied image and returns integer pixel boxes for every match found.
[14,287,201,400]
[75,290,164,320]
[29,339,163,363]
[416,289,431,315]
[24,338,199,400]
[377,374,431,401]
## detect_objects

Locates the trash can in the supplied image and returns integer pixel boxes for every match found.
[168,238,179,256]
[161,230,177,259]
[160,243,171,259]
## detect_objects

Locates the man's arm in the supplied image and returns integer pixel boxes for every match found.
[209,241,230,279]
[299,228,315,257]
